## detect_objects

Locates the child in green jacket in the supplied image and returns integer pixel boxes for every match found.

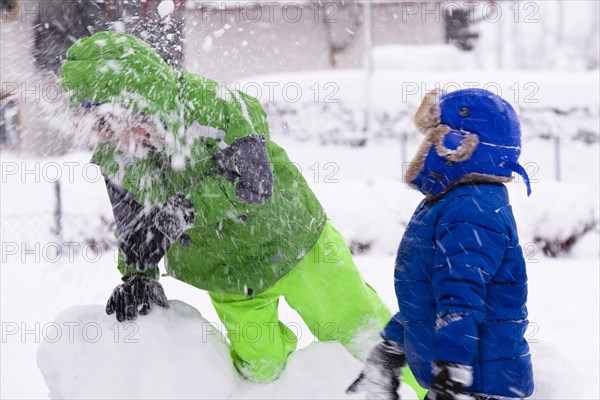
[61,31,423,390]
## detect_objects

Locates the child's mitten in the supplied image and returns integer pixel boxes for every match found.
[425,362,474,400]
[346,340,406,400]
[105,274,169,322]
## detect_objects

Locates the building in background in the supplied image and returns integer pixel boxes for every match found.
[182,2,450,81]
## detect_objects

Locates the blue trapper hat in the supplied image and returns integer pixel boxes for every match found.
[408,89,531,198]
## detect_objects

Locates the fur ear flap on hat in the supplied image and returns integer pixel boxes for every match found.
[414,89,443,135]
[413,89,480,162]
[405,90,480,187]
[405,90,443,187]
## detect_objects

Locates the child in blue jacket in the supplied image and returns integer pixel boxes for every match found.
[348,89,534,399]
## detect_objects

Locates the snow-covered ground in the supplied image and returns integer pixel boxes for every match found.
[1,69,599,399]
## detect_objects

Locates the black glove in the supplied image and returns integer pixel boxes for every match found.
[119,192,195,272]
[425,362,474,400]
[106,274,169,322]
[214,134,273,204]
[346,340,406,400]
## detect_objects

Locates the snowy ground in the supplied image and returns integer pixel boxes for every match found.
[1,69,599,398]
[1,139,598,399]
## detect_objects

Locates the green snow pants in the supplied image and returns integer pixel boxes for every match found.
[209,221,427,398]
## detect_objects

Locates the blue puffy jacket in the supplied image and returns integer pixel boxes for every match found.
[383,183,534,398]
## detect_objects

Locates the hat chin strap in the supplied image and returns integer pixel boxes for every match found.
[506,161,532,196]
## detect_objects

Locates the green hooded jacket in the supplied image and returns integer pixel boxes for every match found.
[61,32,326,296]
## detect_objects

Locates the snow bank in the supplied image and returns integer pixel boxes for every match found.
[529,343,583,399]
[36,300,239,399]
[373,45,476,71]
[34,299,584,399]
[36,300,419,399]
[237,70,599,145]
[511,180,599,258]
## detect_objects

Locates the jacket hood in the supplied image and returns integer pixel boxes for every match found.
[61,31,186,155]
[405,88,531,199]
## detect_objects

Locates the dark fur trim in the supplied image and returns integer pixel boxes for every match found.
[423,173,513,201]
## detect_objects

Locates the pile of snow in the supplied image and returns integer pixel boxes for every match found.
[37,301,237,399]
[529,343,583,399]
[35,297,588,399]
[373,45,476,71]
[36,300,418,399]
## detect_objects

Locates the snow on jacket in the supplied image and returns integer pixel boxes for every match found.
[382,183,534,398]
[61,32,326,296]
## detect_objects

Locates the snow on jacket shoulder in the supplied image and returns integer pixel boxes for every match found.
[383,183,533,398]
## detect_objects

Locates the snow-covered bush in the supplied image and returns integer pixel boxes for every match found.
[512,181,599,258]
[264,97,599,146]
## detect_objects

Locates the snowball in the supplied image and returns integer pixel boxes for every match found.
[112,21,126,33]
[157,0,175,19]
[201,36,213,52]
[171,154,186,170]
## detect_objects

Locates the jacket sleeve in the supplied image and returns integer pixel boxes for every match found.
[102,174,160,278]
[103,174,143,239]
[382,313,405,347]
[432,196,508,366]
